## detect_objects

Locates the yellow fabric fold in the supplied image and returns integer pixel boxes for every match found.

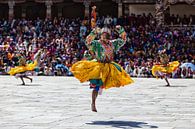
[8,60,38,75]
[152,61,180,78]
[71,60,134,89]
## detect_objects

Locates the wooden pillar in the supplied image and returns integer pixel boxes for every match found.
[22,6,26,18]
[83,1,90,18]
[8,0,15,20]
[57,4,63,17]
[45,0,53,19]
[124,4,129,16]
[117,0,122,18]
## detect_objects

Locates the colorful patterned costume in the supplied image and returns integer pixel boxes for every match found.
[71,27,134,91]
[91,6,97,29]
[8,56,37,76]
[152,53,179,78]
[8,49,43,77]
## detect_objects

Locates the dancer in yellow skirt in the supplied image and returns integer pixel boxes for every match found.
[152,49,179,86]
[71,25,134,112]
[8,50,43,85]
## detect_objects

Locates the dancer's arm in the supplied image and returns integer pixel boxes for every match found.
[86,27,100,44]
[33,49,44,66]
[111,25,127,52]
[85,28,100,55]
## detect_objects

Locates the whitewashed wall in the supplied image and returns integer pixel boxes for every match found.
[170,4,195,17]
[128,4,155,15]
[128,4,195,17]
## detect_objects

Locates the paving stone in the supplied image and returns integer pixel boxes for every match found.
[0,76,194,129]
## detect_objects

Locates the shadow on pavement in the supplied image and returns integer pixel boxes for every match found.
[17,84,42,86]
[158,85,187,87]
[86,120,158,129]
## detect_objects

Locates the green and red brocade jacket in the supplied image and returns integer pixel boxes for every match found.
[85,27,127,62]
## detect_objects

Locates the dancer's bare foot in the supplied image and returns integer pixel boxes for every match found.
[91,104,97,112]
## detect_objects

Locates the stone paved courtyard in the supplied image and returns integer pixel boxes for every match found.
[0,76,195,129]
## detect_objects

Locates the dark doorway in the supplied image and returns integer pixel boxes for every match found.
[14,4,22,19]
[62,2,84,19]
[52,3,59,18]
[0,4,8,19]
[25,2,46,20]
[92,0,117,17]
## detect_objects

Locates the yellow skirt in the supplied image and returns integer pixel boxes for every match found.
[152,61,179,78]
[70,60,134,89]
[8,60,38,76]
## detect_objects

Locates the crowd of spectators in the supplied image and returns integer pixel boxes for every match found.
[165,14,195,25]
[0,13,194,78]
